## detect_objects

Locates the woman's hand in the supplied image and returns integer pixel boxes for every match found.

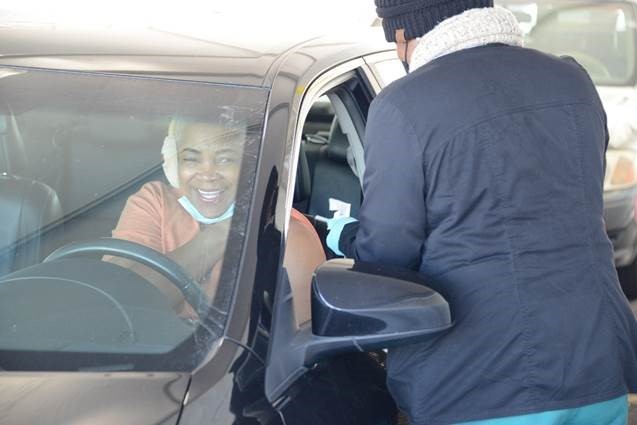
[178,260,222,320]
[199,218,231,240]
[195,219,232,268]
[117,218,232,314]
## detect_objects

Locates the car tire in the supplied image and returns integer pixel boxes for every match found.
[617,260,637,300]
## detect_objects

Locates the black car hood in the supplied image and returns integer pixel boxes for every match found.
[0,372,190,425]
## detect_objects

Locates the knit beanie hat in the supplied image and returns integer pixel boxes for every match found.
[375,0,494,42]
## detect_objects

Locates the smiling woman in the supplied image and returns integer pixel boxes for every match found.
[109,116,248,317]
[166,118,244,220]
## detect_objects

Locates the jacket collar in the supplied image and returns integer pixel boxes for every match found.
[409,6,524,73]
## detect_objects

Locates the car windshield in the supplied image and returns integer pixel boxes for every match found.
[498,0,637,86]
[0,67,267,372]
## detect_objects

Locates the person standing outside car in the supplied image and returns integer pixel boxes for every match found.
[326,0,637,423]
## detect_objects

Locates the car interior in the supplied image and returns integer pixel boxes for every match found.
[0,75,371,344]
[0,104,330,334]
[293,94,365,221]
[294,97,362,219]
[0,112,63,276]
[0,108,203,368]
[0,108,166,277]
[284,88,370,324]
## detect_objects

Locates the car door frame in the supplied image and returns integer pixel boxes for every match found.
[266,54,388,409]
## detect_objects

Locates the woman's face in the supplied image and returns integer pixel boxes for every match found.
[177,122,244,218]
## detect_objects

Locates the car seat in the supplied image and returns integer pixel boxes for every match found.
[0,114,63,276]
[307,118,362,219]
[53,116,165,244]
[293,140,312,212]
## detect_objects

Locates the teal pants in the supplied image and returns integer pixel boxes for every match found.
[457,395,629,425]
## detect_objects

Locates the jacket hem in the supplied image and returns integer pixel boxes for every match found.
[410,389,629,425]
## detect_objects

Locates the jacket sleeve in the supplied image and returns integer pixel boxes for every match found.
[341,96,426,270]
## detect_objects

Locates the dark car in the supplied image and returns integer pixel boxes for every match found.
[0,18,452,425]
[495,0,637,297]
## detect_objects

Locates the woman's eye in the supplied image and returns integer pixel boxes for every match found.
[181,157,198,163]
[217,156,238,165]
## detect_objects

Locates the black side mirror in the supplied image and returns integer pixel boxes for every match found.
[265,259,452,403]
[312,259,451,339]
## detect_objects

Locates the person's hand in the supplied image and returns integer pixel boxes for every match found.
[184,219,232,282]
[178,260,222,320]
[198,219,232,253]
[324,216,358,257]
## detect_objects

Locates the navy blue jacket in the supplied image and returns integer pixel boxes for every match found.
[343,44,637,424]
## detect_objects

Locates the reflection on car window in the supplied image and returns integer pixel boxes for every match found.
[498,0,637,86]
[370,59,407,87]
[0,67,267,372]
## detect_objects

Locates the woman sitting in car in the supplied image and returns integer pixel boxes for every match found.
[109,116,324,321]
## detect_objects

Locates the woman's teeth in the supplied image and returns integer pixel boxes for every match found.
[197,189,223,202]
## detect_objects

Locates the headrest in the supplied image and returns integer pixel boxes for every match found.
[327,118,349,164]
[0,175,63,276]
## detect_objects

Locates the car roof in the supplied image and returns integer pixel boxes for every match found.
[0,21,392,88]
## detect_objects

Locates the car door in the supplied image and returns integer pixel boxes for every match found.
[262,44,453,425]
[268,55,400,425]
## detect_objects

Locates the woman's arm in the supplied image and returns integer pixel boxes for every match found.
[110,221,229,311]
[106,183,230,313]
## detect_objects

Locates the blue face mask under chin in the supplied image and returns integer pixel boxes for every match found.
[178,196,235,224]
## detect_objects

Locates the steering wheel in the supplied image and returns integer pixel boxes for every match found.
[561,51,612,80]
[44,238,222,327]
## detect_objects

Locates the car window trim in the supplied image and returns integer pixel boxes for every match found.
[282,59,365,234]
[363,51,399,94]
[326,89,366,188]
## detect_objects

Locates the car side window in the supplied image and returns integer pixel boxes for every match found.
[294,96,360,221]
[293,77,372,223]
[282,72,374,326]
[368,58,407,88]
[0,67,268,372]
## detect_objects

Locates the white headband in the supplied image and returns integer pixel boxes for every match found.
[161,132,179,188]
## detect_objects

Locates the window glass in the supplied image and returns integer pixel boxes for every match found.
[369,59,407,87]
[295,94,362,219]
[0,67,268,371]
